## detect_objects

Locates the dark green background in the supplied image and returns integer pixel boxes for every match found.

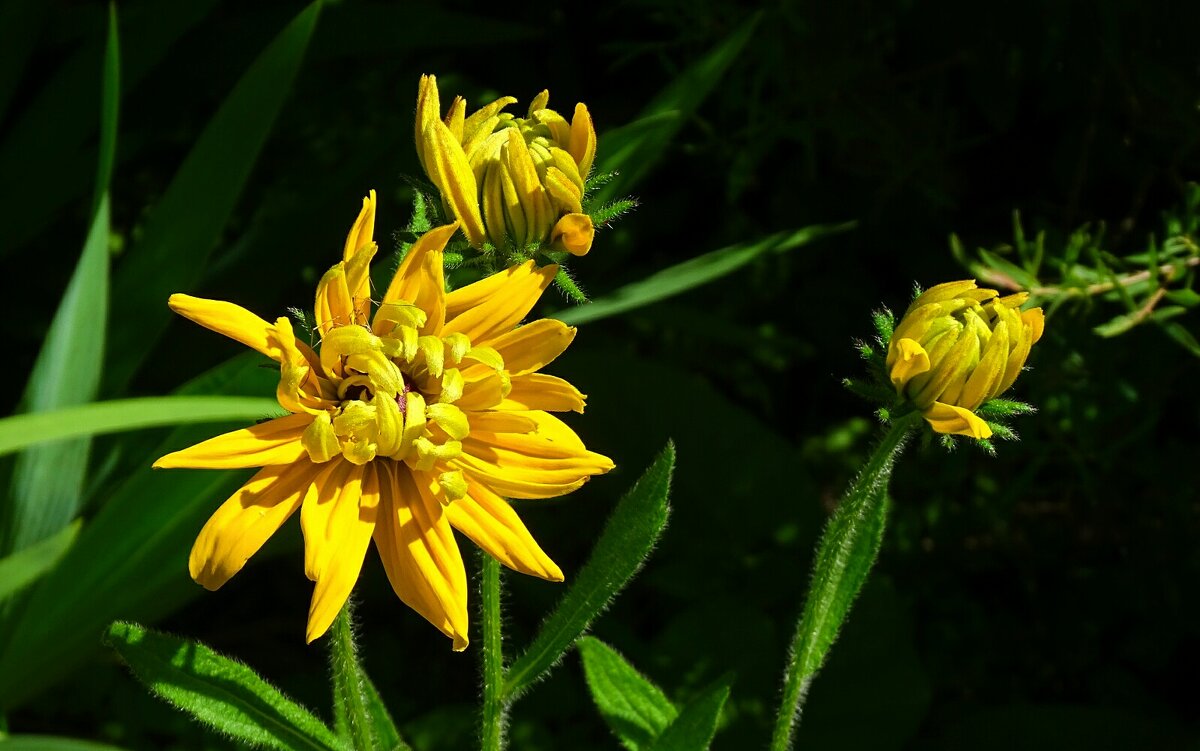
[3,0,1199,748]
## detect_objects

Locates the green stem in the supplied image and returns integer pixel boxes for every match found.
[480,554,507,751]
[769,411,921,751]
[331,601,376,751]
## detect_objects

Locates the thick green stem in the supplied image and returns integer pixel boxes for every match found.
[331,601,376,751]
[769,412,921,751]
[480,554,507,751]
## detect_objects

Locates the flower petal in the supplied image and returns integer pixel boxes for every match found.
[381,223,457,335]
[445,477,563,581]
[300,458,363,583]
[154,413,311,469]
[168,294,279,361]
[373,462,469,650]
[415,74,442,175]
[922,402,993,439]
[499,373,586,413]
[189,461,320,590]
[888,337,930,388]
[314,264,355,335]
[343,190,377,261]
[461,319,575,377]
[568,103,596,179]
[442,261,557,344]
[550,213,594,256]
[305,462,380,643]
[428,119,486,247]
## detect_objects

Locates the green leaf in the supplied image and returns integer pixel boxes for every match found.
[3,195,110,554]
[976,248,1041,291]
[503,443,675,700]
[577,637,677,751]
[0,356,279,708]
[1161,321,1200,357]
[974,399,1037,419]
[329,604,408,751]
[0,396,282,459]
[2,4,119,556]
[105,1,322,391]
[0,735,130,751]
[770,414,921,751]
[105,621,345,751]
[556,224,853,326]
[591,13,760,205]
[1165,287,1200,307]
[357,668,408,751]
[648,680,731,751]
[0,521,80,605]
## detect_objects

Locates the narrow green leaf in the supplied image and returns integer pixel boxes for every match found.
[3,194,110,554]
[591,13,760,205]
[976,248,1041,290]
[577,637,676,751]
[1162,321,1200,357]
[0,356,279,707]
[556,224,853,326]
[0,521,80,605]
[358,668,408,751]
[105,621,345,751]
[1164,287,1200,307]
[503,443,674,700]
[105,1,322,391]
[94,2,120,213]
[0,396,282,458]
[0,735,129,751]
[648,680,731,751]
[770,414,921,751]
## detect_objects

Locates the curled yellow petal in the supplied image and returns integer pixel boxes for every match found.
[922,402,993,439]
[550,213,594,256]
[381,223,457,334]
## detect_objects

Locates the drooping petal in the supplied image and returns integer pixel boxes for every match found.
[499,373,586,413]
[922,402,992,439]
[550,213,594,256]
[154,413,312,469]
[427,119,486,247]
[168,294,279,361]
[189,461,321,590]
[305,462,380,643]
[381,223,457,334]
[568,103,597,179]
[445,478,563,581]
[373,462,469,650]
[442,261,557,344]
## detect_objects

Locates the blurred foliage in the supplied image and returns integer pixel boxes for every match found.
[1,0,1199,749]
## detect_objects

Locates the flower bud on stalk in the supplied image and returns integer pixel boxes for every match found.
[887,280,1044,439]
[415,74,597,256]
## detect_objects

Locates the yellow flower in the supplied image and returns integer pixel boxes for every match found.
[886,280,1044,439]
[155,191,613,648]
[415,74,597,256]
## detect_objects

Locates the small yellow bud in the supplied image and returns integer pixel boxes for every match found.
[415,74,597,254]
[886,280,1044,439]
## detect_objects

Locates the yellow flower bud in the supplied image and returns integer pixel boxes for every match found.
[886,280,1044,439]
[415,74,596,255]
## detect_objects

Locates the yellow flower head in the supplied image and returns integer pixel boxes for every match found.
[886,280,1044,439]
[415,73,597,256]
[155,191,613,648]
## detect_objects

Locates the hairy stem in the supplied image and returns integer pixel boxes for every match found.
[331,601,375,751]
[480,554,507,751]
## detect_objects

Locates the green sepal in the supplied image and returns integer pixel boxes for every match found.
[975,398,1037,418]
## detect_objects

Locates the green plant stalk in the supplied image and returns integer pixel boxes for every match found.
[331,601,375,751]
[769,411,921,751]
[480,554,507,751]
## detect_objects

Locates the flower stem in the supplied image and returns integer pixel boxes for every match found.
[331,600,376,751]
[480,554,507,751]
[769,411,921,751]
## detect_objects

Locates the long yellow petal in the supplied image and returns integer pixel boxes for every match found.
[442,261,557,344]
[463,96,517,147]
[168,294,279,361]
[373,462,469,650]
[959,319,1010,409]
[381,223,457,334]
[568,103,597,179]
[543,166,583,214]
[457,319,575,378]
[343,190,377,261]
[314,264,355,335]
[154,413,312,469]
[189,461,320,590]
[504,129,551,242]
[306,462,380,643]
[428,120,486,247]
[498,373,586,413]
[922,402,992,439]
[453,371,507,412]
[445,478,563,581]
[300,459,362,583]
[415,74,441,175]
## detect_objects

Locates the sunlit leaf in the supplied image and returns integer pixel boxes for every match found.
[648,680,731,751]
[578,637,676,750]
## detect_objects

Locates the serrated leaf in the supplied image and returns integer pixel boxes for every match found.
[0,396,281,459]
[578,637,676,750]
[0,520,80,605]
[556,224,852,326]
[105,1,321,391]
[590,13,760,205]
[0,735,130,751]
[503,443,675,700]
[648,680,731,751]
[105,622,345,751]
